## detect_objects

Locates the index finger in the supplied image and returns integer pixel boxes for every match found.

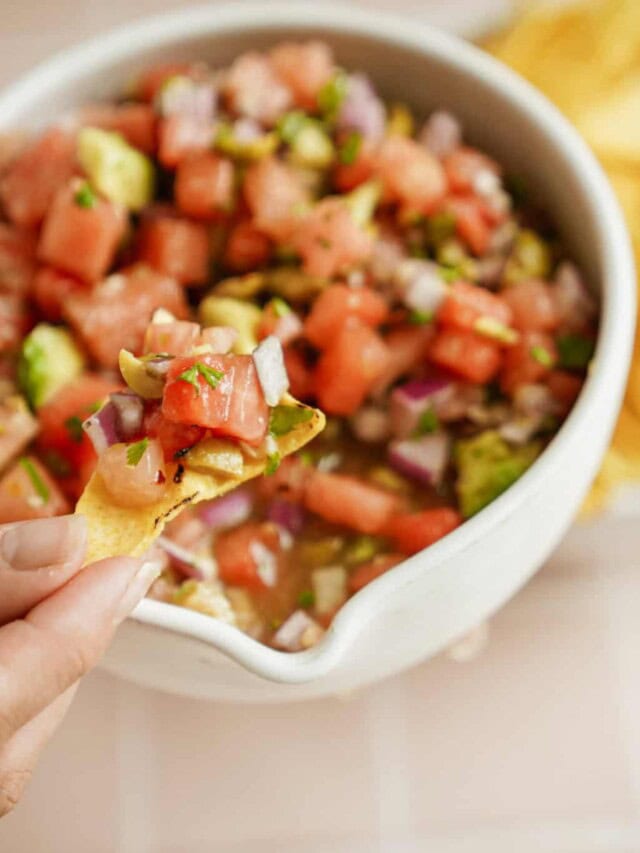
[0,556,159,746]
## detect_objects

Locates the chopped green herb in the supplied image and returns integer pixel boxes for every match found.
[318,72,348,120]
[178,362,225,396]
[409,309,433,325]
[530,345,554,367]
[19,457,49,503]
[269,405,313,436]
[266,451,281,476]
[338,131,362,165]
[86,400,103,415]
[277,110,307,144]
[126,437,149,467]
[74,182,97,209]
[270,297,291,318]
[64,415,84,444]
[557,334,595,369]
[414,408,439,436]
[297,589,315,608]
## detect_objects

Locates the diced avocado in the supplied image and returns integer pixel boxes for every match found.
[454,430,542,518]
[18,324,85,409]
[344,535,382,565]
[118,350,165,399]
[287,121,335,169]
[344,180,382,228]
[78,127,154,211]
[215,123,278,161]
[198,295,262,354]
[387,103,414,136]
[503,228,551,284]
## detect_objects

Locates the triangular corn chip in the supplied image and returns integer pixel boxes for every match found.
[76,396,324,563]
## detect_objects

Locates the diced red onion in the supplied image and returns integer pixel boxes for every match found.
[499,416,543,445]
[273,610,322,652]
[198,488,253,530]
[271,311,303,346]
[249,540,278,587]
[266,499,305,534]
[82,402,119,455]
[199,326,238,354]
[158,76,217,123]
[390,378,452,438]
[419,110,462,158]
[513,383,561,417]
[368,236,405,285]
[552,262,598,330]
[395,259,448,314]
[143,355,174,379]
[110,392,144,440]
[350,406,390,443]
[156,536,214,581]
[388,433,451,486]
[252,335,289,406]
[336,73,386,142]
[232,117,263,142]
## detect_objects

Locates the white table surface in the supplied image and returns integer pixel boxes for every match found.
[2,2,640,851]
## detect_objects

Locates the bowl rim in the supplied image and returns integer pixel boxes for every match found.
[2,2,634,683]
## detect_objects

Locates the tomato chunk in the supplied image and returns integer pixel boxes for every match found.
[500,331,557,395]
[443,146,500,194]
[36,374,118,499]
[143,405,206,461]
[223,220,271,272]
[437,281,512,332]
[445,195,493,256]
[375,136,447,215]
[349,553,404,593]
[32,267,86,323]
[0,293,31,354]
[136,62,194,102]
[502,279,560,332]
[215,522,281,589]
[0,456,69,523]
[63,264,187,368]
[372,325,434,394]
[144,320,200,355]
[429,328,502,383]
[386,507,462,556]
[0,223,37,295]
[283,347,314,401]
[269,41,335,110]
[38,181,127,283]
[0,129,76,227]
[314,324,390,415]
[138,216,210,285]
[304,470,403,534]
[304,283,388,349]
[80,103,156,153]
[175,153,235,220]
[243,157,308,241]
[292,198,373,278]
[157,116,213,168]
[333,143,377,192]
[162,353,269,444]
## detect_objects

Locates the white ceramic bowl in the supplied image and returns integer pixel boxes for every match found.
[2,3,634,702]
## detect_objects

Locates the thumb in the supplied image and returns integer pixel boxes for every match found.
[0,515,87,625]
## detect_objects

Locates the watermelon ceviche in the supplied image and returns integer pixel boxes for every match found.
[0,42,598,651]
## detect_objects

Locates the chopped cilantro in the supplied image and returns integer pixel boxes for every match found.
[557,334,595,369]
[269,405,313,436]
[64,415,84,444]
[408,309,433,325]
[530,345,554,367]
[317,72,348,120]
[74,182,97,209]
[178,362,225,396]
[19,457,49,503]
[126,437,149,467]
[338,131,362,165]
[297,589,315,608]
[277,110,307,144]
[270,297,291,318]
[414,408,439,435]
[265,451,281,476]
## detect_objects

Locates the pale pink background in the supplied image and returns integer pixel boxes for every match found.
[2,2,640,851]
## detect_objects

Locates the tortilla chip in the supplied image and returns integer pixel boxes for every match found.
[76,396,324,563]
[577,75,640,162]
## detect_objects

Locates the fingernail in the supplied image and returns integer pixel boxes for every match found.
[1,515,87,572]
[114,560,162,623]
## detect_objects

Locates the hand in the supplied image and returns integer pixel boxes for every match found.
[0,514,160,817]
